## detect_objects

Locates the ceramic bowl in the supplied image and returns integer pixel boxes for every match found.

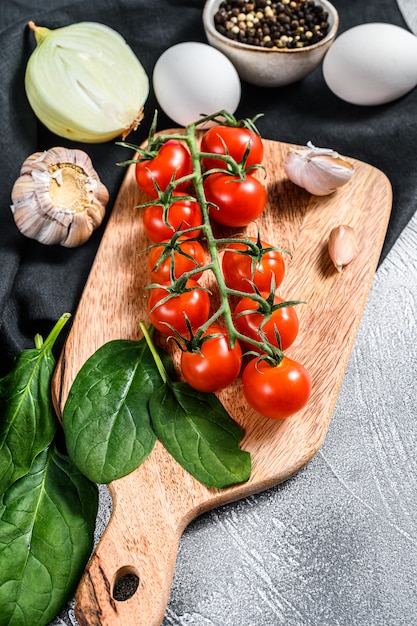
[202,0,339,87]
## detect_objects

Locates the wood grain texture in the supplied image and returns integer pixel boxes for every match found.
[52,133,392,626]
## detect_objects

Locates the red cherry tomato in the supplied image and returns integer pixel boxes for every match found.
[181,325,242,392]
[222,237,286,294]
[135,141,193,198]
[204,172,267,227]
[148,237,206,283]
[147,279,210,336]
[201,125,264,171]
[234,293,299,352]
[242,356,311,419]
[142,192,203,243]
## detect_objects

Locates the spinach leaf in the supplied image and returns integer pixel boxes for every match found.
[62,337,175,484]
[0,314,70,494]
[149,382,252,488]
[0,445,98,626]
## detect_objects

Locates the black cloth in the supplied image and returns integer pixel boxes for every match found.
[0,0,414,372]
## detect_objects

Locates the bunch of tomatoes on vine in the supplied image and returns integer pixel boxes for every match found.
[121,110,311,420]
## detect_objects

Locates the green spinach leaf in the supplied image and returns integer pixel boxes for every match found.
[149,382,252,488]
[0,314,70,494]
[0,444,98,626]
[62,337,175,484]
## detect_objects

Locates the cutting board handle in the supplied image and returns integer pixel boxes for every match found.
[74,449,200,626]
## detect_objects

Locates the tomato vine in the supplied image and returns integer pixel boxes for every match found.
[124,111,291,359]
[121,109,312,420]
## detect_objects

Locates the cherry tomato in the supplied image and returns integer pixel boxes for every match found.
[147,279,210,336]
[181,325,242,392]
[135,140,193,198]
[234,293,299,352]
[201,125,264,171]
[242,356,311,419]
[148,237,206,283]
[222,237,286,294]
[204,172,267,227]
[142,192,203,243]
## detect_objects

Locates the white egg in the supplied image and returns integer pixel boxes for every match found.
[322,23,417,105]
[153,42,241,127]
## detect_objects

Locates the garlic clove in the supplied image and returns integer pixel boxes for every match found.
[11,147,108,247]
[61,211,102,248]
[284,141,355,196]
[327,224,358,272]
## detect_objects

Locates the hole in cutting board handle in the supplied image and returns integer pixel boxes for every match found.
[112,566,140,601]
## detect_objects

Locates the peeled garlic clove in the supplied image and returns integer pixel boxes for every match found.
[328,225,358,272]
[284,141,354,196]
[25,21,149,143]
[11,147,108,247]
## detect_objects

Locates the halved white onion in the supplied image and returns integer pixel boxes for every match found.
[25,21,149,143]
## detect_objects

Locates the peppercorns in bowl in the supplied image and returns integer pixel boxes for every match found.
[202,0,339,87]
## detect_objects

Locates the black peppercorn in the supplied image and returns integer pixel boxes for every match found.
[213,0,330,49]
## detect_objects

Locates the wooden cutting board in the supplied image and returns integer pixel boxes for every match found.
[52,132,392,626]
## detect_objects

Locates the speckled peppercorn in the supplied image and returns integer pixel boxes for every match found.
[213,0,329,49]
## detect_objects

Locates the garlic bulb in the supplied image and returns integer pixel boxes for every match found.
[25,21,149,143]
[11,147,109,247]
[327,225,358,272]
[284,141,355,196]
